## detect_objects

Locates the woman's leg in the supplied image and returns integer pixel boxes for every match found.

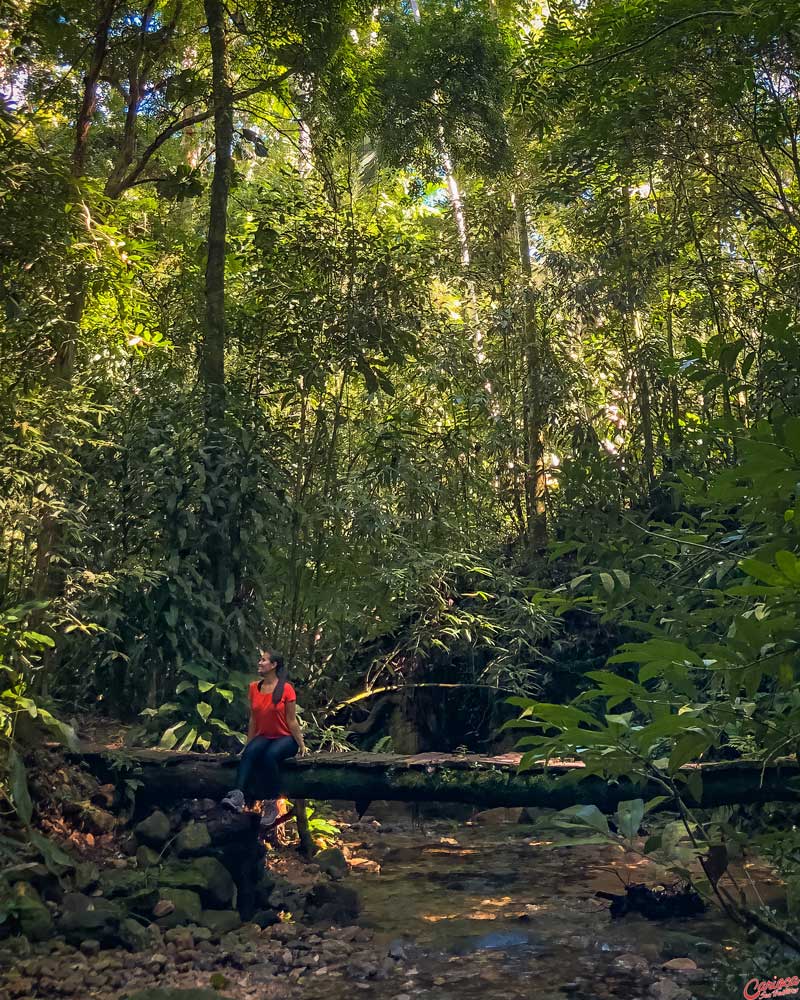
[258,735,299,800]
[235,735,270,803]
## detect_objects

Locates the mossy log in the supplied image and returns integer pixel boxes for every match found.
[74,747,800,815]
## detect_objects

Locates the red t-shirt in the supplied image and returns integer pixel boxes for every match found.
[249,680,296,739]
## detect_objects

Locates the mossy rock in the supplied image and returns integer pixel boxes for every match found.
[156,888,202,928]
[158,858,235,909]
[118,916,150,952]
[314,847,348,880]
[175,822,211,857]
[134,810,172,847]
[14,885,53,942]
[74,862,100,892]
[198,909,241,936]
[305,880,360,924]
[57,892,124,945]
[100,867,154,899]
[136,846,162,869]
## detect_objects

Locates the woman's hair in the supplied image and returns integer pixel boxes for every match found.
[263,648,288,704]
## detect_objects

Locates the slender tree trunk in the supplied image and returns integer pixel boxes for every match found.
[200,0,234,659]
[409,0,482,358]
[621,184,655,494]
[202,0,233,409]
[32,0,116,624]
[512,193,547,551]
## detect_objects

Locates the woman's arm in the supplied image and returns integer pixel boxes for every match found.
[285,702,306,755]
[247,708,256,743]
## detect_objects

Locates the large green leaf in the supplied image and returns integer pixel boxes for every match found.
[8,747,32,826]
[615,799,644,841]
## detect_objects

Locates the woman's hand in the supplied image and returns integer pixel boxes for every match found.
[297,743,308,757]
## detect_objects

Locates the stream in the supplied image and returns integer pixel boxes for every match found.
[299,807,777,1000]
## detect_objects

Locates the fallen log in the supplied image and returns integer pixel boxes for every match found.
[74,746,800,815]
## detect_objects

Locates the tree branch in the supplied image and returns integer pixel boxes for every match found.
[560,10,742,72]
[108,70,293,196]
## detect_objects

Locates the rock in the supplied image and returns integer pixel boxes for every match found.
[134,810,172,847]
[127,990,232,1000]
[649,980,692,1000]
[474,807,525,824]
[175,822,211,857]
[251,908,280,929]
[156,889,202,928]
[74,862,100,892]
[205,810,259,846]
[164,927,194,949]
[80,939,101,956]
[119,917,150,951]
[315,848,349,880]
[388,939,409,960]
[152,899,174,918]
[64,800,117,834]
[199,909,241,936]
[57,893,124,945]
[306,882,360,925]
[158,858,235,909]
[615,953,650,972]
[120,832,139,856]
[91,782,117,808]
[136,846,162,869]
[662,958,698,972]
[660,932,713,959]
[100,867,152,899]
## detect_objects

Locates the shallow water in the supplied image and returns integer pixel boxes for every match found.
[301,814,778,1000]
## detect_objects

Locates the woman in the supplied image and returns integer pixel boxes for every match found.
[221,648,306,831]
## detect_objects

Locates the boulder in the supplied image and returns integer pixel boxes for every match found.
[134,810,172,847]
[57,892,124,945]
[155,889,202,928]
[314,848,349,881]
[175,822,211,857]
[198,909,241,936]
[158,858,235,909]
[305,881,360,924]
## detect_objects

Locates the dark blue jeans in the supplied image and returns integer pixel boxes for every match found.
[236,734,298,802]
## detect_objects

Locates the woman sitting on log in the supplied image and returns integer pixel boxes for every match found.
[221,648,306,833]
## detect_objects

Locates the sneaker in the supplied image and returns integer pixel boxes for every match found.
[221,788,245,812]
[261,799,279,826]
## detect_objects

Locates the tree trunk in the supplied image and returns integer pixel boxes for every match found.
[31,0,116,626]
[513,193,547,551]
[198,0,235,656]
[202,0,233,408]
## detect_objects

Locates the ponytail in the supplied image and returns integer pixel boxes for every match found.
[264,648,287,704]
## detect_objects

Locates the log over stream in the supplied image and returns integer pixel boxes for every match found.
[75,746,800,814]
